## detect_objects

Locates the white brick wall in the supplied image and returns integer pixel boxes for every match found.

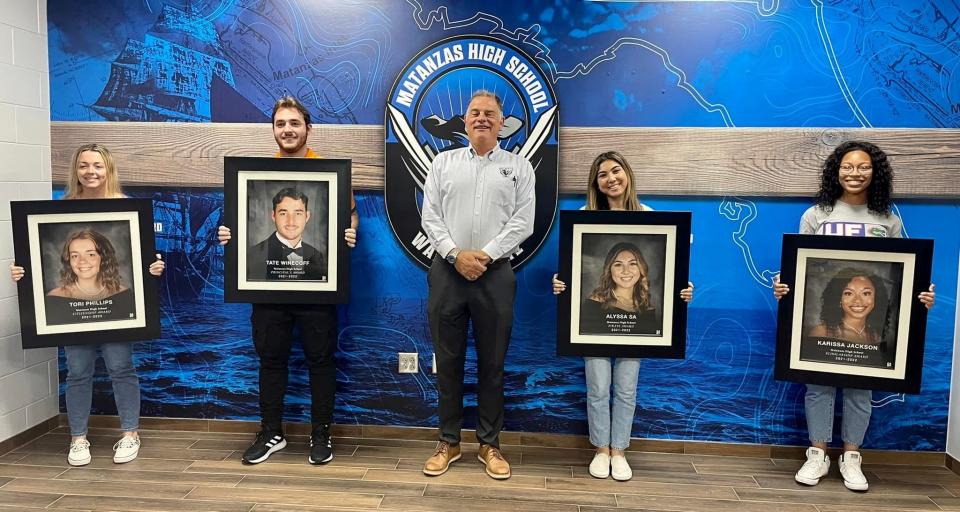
[0,0,55,444]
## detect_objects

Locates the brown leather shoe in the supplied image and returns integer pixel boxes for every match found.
[423,441,461,476]
[477,444,511,479]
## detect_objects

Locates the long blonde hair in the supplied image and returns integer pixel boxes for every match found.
[585,151,642,211]
[64,143,123,199]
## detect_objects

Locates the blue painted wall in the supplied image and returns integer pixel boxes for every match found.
[48,0,959,450]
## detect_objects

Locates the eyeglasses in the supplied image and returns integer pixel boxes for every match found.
[839,164,873,174]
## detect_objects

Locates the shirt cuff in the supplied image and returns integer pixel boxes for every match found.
[437,240,457,259]
[480,243,502,261]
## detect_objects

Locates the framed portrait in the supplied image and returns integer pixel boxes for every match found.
[774,234,933,394]
[223,156,351,303]
[11,199,160,349]
[557,210,691,358]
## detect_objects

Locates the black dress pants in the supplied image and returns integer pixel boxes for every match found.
[427,257,516,448]
[251,303,337,431]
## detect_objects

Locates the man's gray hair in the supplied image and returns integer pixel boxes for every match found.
[468,89,503,116]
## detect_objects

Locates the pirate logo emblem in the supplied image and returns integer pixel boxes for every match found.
[384,35,559,270]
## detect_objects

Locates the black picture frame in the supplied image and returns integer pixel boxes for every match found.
[223,156,351,304]
[774,234,933,394]
[11,199,160,349]
[557,210,691,358]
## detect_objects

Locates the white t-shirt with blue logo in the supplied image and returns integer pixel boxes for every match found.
[799,200,902,239]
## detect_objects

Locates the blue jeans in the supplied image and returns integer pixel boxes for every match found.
[804,384,871,447]
[64,343,141,436]
[585,357,640,450]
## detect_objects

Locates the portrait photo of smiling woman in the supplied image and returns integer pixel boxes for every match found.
[578,235,667,336]
[38,223,137,326]
[798,258,903,370]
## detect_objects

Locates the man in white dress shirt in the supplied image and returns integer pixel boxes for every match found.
[420,90,536,480]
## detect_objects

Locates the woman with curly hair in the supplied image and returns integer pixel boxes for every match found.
[808,268,891,346]
[552,151,693,481]
[774,141,935,491]
[10,144,164,467]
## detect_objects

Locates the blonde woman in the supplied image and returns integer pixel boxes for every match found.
[11,144,164,466]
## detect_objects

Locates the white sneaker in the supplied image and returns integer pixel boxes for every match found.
[795,447,830,486]
[588,451,610,478]
[68,438,91,466]
[839,451,869,491]
[610,455,632,481]
[113,435,140,464]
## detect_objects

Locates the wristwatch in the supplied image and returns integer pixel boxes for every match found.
[445,248,461,265]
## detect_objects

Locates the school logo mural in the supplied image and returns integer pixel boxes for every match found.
[384,35,559,269]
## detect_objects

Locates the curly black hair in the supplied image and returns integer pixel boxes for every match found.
[818,267,891,343]
[815,141,893,215]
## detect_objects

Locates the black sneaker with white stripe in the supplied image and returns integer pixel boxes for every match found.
[242,429,287,465]
[309,424,333,465]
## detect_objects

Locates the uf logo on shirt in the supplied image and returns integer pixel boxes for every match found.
[819,222,888,237]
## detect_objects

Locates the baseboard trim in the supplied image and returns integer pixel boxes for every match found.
[67,414,948,466]
[947,453,960,476]
[0,415,60,456]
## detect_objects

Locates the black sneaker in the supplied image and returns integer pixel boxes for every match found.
[309,424,333,465]
[241,429,287,465]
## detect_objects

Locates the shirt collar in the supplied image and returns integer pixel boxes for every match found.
[468,143,500,160]
[273,148,319,158]
[275,232,303,249]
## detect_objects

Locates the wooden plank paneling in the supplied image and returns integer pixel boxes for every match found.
[51,122,960,198]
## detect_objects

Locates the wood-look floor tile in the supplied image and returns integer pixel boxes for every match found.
[57,467,244,486]
[364,467,545,489]
[0,489,64,509]
[520,432,594,450]
[36,434,196,450]
[396,458,573,477]
[424,482,618,506]
[185,459,368,479]
[379,495,579,512]
[186,485,384,508]
[571,466,759,486]
[187,438,357,455]
[3,477,195,500]
[237,474,424,496]
[589,497,819,512]
[360,425,437,441]
[134,447,235,461]
[754,474,951,496]
[251,505,379,512]
[354,444,520,461]
[0,453,26,463]
[336,437,443,449]
[870,469,960,485]
[683,442,770,458]
[248,447,364,466]
[733,487,939,509]
[696,460,787,475]
[48,494,255,511]
[0,463,67,479]
[549,476,738,499]
[11,454,195,471]
[930,496,960,510]
[519,446,603,466]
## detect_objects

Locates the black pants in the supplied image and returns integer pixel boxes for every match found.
[251,303,337,431]
[427,257,516,448]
